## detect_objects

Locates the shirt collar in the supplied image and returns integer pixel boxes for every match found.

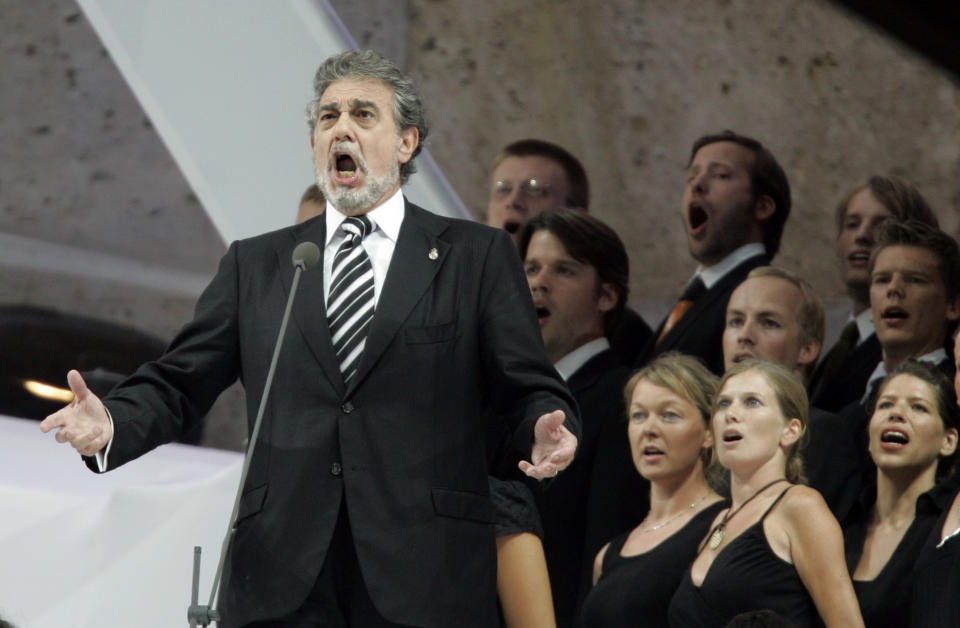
[695,243,766,290]
[863,347,949,403]
[852,309,876,345]
[554,337,610,381]
[324,187,405,246]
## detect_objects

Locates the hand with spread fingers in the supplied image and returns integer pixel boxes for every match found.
[519,409,578,480]
[39,369,112,457]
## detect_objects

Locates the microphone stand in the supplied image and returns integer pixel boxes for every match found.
[188,241,320,627]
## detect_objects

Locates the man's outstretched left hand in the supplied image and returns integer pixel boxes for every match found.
[519,409,578,480]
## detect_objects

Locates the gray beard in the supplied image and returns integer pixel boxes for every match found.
[317,157,400,216]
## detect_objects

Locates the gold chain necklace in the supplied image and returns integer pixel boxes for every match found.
[706,478,787,550]
[639,492,710,534]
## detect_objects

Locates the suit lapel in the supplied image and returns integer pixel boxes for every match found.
[346,202,450,395]
[279,218,345,397]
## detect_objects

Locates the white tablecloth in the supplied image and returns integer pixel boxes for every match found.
[0,415,242,628]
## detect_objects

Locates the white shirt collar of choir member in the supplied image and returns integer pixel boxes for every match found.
[694,242,766,290]
[862,347,948,404]
[852,308,876,347]
[554,336,610,382]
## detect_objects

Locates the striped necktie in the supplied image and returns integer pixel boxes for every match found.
[328,215,376,382]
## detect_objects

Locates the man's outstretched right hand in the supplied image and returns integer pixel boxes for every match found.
[40,369,112,457]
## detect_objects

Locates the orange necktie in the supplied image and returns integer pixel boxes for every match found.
[656,278,705,345]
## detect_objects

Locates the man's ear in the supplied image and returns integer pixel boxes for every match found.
[796,339,821,370]
[945,293,960,323]
[753,195,776,223]
[396,127,419,164]
[598,283,617,314]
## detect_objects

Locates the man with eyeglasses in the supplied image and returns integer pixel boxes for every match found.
[484,139,651,364]
[485,139,589,243]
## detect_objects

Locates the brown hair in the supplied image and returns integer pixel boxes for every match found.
[300,183,325,206]
[496,139,589,210]
[833,175,938,234]
[519,208,628,336]
[870,219,960,302]
[715,359,808,483]
[688,130,790,259]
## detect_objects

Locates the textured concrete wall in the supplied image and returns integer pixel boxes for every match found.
[4,0,960,448]
[1,0,225,338]
[335,0,960,324]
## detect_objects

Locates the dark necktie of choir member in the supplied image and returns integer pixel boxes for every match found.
[327,214,376,383]
[656,276,706,345]
[810,320,859,402]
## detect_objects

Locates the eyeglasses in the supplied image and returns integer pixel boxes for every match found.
[492,178,551,199]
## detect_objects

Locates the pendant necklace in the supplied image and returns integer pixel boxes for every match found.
[639,492,710,534]
[706,478,787,550]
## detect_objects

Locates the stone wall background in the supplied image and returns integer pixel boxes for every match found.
[3,0,959,448]
[335,0,960,320]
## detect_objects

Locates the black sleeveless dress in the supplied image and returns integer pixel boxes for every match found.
[843,484,942,628]
[667,487,821,627]
[580,500,726,628]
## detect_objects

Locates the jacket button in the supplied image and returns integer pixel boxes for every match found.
[330,462,342,476]
[341,401,354,414]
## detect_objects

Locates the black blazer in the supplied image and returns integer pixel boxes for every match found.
[808,332,882,413]
[637,254,770,374]
[93,201,578,627]
[532,349,639,628]
[803,406,862,523]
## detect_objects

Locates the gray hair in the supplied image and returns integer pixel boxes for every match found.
[306,50,428,184]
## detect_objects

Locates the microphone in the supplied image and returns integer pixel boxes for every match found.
[292,241,320,271]
[188,241,320,627]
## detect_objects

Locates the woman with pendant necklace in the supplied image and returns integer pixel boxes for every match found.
[669,360,864,627]
[580,353,727,628]
[844,360,959,627]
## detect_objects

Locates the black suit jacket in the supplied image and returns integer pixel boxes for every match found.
[808,332,882,413]
[610,307,652,366]
[803,406,862,523]
[637,254,770,374]
[531,349,641,628]
[93,201,578,627]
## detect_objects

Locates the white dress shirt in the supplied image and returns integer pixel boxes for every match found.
[553,337,610,382]
[323,188,405,308]
[693,242,766,290]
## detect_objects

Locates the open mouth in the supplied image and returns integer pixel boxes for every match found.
[335,153,358,177]
[643,446,664,455]
[503,219,521,234]
[688,203,708,231]
[880,429,909,445]
[732,352,753,363]
[849,251,870,264]
[722,431,743,443]
[534,305,551,324]
[881,306,909,321]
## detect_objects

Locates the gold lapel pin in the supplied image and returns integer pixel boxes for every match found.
[428,247,439,260]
